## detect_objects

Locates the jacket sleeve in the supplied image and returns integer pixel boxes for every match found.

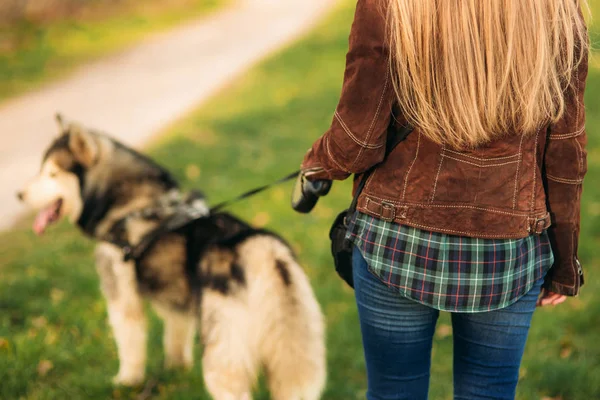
[543,41,589,296]
[301,0,395,181]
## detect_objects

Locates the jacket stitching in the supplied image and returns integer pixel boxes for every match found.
[430,145,445,203]
[359,199,529,237]
[398,220,526,238]
[444,149,520,162]
[575,138,584,180]
[560,233,578,291]
[549,126,585,139]
[402,132,421,200]
[334,111,384,150]
[443,155,519,168]
[575,63,585,186]
[530,128,540,212]
[552,280,577,291]
[362,194,531,216]
[347,70,390,171]
[546,174,584,184]
[325,135,351,173]
[547,66,583,138]
[366,70,390,138]
[364,169,378,192]
[526,214,551,222]
[575,65,580,130]
[541,63,583,293]
[512,134,525,209]
[568,198,580,290]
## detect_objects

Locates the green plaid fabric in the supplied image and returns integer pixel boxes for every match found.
[346,211,554,313]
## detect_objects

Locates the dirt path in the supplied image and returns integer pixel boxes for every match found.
[0,0,337,231]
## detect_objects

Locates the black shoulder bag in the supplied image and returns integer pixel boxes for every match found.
[329,124,413,288]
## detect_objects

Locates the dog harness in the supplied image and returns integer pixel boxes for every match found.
[100,171,300,262]
[100,190,210,262]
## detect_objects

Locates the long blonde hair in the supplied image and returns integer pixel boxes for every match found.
[387,0,589,148]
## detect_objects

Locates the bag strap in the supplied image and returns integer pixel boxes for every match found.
[348,124,414,214]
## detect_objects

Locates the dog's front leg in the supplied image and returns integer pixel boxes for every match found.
[96,245,147,386]
[107,294,147,386]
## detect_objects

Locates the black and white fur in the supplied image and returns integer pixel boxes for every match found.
[18,115,326,400]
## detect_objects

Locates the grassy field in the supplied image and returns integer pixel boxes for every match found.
[1,1,600,399]
[0,0,225,101]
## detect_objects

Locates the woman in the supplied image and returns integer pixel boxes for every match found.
[301,0,589,399]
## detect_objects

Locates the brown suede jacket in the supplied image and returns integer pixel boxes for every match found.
[301,0,589,296]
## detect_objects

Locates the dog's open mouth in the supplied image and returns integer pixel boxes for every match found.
[33,198,63,235]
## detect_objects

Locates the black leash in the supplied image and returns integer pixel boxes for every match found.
[210,170,300,213]
[103,170,301,262]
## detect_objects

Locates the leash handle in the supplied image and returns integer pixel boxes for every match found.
[210,170,301,213]
[291,174,332,214]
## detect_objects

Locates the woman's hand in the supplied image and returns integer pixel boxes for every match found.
[537,289,567,307]
[291,171,332,214]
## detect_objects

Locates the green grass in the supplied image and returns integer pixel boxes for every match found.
[0,0,226,101]
[2,1,600,399]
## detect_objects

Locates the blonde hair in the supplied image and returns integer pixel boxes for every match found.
[387,0,589,148]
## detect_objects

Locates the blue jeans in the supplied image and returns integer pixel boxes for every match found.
[352,246,544,400]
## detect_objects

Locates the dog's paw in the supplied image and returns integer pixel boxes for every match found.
[164,356,194,371]
[112,371,145,387]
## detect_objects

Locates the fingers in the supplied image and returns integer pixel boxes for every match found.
[536,290,544,307]
[550,295,567,306]
[537,290,568,307]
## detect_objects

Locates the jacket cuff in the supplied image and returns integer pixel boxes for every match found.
[543,258,584,296]
[301,167,332,182]
[543,277,582,297]
[301,147,350,181]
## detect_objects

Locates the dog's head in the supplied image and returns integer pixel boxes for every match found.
[17,114,101,234]
[18,114,180,236]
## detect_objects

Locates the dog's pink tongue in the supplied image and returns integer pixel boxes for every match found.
[33,207,54,236]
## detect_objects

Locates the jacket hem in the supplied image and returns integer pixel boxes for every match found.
[357,195,552,239]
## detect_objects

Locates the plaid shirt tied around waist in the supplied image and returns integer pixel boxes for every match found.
[346,211,554,313]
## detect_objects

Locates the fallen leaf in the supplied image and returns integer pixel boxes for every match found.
[70,327,81,338]
[291,243,303,257]
[519,367,527,379]
[436,324,452,339]
[560,347,572,359]
[559,337,573,359]
[252,212,270,227]
[37,360,53,377]
[0,337,9,350]
[31,316,48,328]
[567,297,585,310]
[158,384,167,394]
[50,288,65,304]
[271,187,285,202]
[185,164,201,180]
[44,330,59,345]
[315,207,333,219]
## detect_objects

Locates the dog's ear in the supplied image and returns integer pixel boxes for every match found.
[55,113,67,135]
[68,124,98,167]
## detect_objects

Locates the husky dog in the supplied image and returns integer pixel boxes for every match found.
[17,115,326,400]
